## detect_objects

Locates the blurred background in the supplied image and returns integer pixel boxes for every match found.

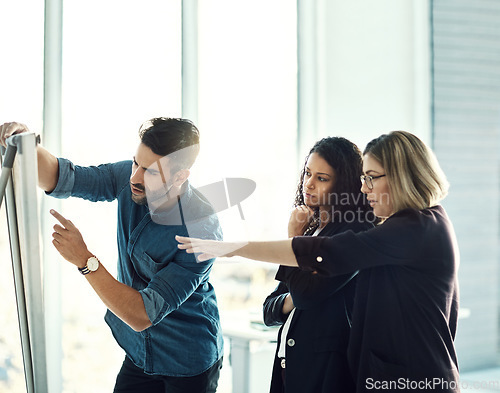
[0,0,499,392]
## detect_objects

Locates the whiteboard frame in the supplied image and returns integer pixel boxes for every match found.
[5,133,48,392]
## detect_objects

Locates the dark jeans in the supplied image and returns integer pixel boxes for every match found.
[113,356,223,393]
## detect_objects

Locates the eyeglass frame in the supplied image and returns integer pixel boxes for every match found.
[360,174,386,190]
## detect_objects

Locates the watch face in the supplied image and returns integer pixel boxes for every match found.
[87,257,99,271]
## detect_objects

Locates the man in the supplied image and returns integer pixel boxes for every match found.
[0,118,223,393]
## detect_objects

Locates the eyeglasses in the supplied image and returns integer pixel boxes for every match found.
[360,174,386,190]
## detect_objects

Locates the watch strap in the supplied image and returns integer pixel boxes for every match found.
[78,266,92,275]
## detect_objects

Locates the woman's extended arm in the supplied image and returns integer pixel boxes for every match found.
[175,236,298,266]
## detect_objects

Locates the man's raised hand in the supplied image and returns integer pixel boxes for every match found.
[0,122,30,147]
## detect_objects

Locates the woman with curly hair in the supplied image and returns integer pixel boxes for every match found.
[262,137,373,393]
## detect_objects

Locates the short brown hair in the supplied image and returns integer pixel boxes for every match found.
[139,117,200,173]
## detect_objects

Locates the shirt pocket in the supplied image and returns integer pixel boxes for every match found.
[136,251,169,281]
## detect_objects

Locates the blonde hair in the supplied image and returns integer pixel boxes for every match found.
[363,131,449,212]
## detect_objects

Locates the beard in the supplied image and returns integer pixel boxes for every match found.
[130,179,176,208]
[131,193,148,205]
[130,182,148,205]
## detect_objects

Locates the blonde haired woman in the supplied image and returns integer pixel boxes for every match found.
[177,131,460,393]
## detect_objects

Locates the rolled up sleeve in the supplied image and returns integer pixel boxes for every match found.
[46,158,75,199]
[140,287,167,324]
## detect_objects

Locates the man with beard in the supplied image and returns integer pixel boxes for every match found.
[0,118,223,393]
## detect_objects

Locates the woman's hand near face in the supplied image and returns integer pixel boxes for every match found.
[288,205,315,237]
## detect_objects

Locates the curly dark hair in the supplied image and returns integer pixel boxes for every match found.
[294,136,373,234]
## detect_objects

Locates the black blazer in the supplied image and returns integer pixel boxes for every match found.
[263,220,372,393]
[292,206,460,393]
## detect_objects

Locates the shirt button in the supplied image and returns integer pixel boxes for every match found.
[316,256,323,263]
[287,338,295,347]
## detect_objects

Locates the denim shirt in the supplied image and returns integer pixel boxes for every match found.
[49,158,224,376]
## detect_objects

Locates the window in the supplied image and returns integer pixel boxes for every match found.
[59,1,182,391]
[194,1,298,317]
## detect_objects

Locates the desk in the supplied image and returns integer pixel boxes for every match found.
[222,311,279,393]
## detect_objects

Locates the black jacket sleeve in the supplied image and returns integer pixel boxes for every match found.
[263,282,290,327]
